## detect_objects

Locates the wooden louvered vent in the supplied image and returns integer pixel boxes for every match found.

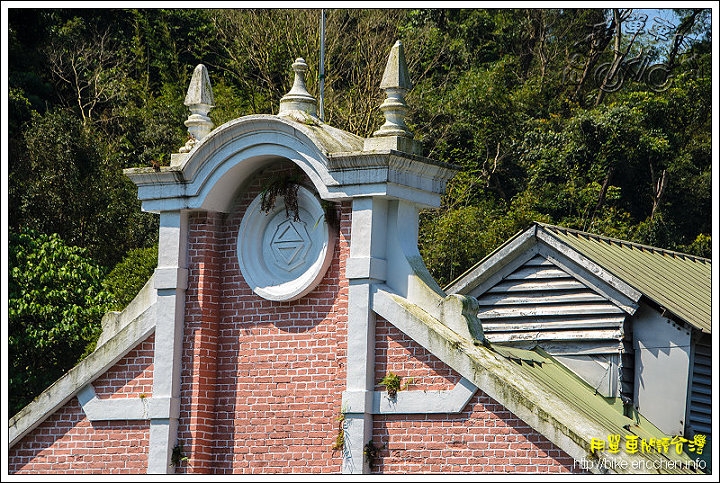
[476,254,631,398]
[687,338,711,436]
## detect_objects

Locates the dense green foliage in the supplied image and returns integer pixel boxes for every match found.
[7,8,712,411]
[103,246,159,310]
[8,230,114,415]
[409,8,712,285]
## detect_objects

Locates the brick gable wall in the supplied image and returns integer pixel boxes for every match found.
[175,166,350,473]
[9,164,582,475]
[373,319,580,473]
[9,337,155,474]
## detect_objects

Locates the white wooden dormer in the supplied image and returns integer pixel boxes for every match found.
[474,253,633,399]
[451,230,640,400]
[447,222,711,453]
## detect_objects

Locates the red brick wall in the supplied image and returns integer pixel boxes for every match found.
[173,164,580,474]
[8,337,155,474]
[373,320,581,474]
[9,163,583,475]
[179,210,223,473]
[175,165,350,474]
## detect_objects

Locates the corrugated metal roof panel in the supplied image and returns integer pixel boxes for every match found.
[538,223,711,333]
[489,345,703,474]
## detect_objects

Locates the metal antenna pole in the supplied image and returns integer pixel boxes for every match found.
[319,9,326,121]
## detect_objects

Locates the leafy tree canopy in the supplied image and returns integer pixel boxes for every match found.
[8,229,114,415]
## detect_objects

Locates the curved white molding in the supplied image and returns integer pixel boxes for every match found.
[125,114,459,214]
[238,186,335,301]
[382,200,484,342]
[125,115,364,213]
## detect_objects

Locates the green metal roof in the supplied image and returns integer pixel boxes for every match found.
[490,344,704,474]
[537,222,711,334]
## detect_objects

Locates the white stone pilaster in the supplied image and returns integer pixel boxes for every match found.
[343,197,388,474]
[383,200,483,342]
[148,211,188,474]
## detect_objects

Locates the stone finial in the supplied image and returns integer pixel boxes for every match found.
[380,40,413,92]
[180,64,215,153]
[278,58,319,121]
[373,40,412,138]
[364,40,422,155]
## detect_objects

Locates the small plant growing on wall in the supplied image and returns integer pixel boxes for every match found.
[378,372,414,399]
[317,199,339,229]
[331,411,346,452]
[170,442,189,467]
[363,440,383,471]
[379,372,402,398]
[260,172,303,221]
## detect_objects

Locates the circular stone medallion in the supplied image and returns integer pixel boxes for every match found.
[237,185,335,301]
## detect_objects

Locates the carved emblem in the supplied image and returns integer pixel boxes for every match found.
[270,219,311,271]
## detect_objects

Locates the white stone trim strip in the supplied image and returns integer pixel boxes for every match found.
[78,385,146,420]
[78,385,180,421]
[345,256,387,280]
[153,267,189,291]
[9,302,156,447]
[373,377,476,414]
[341,378,476,415]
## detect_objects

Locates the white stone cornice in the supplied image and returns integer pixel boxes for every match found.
[326,151,458,207]
[327,151,458,183]
[124,114,457,213]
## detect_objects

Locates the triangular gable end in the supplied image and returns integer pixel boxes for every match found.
[472,252,632,399]
[446,227,639,401]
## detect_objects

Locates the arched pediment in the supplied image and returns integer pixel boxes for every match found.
[125,53,459,215]
[126,114,364,214]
